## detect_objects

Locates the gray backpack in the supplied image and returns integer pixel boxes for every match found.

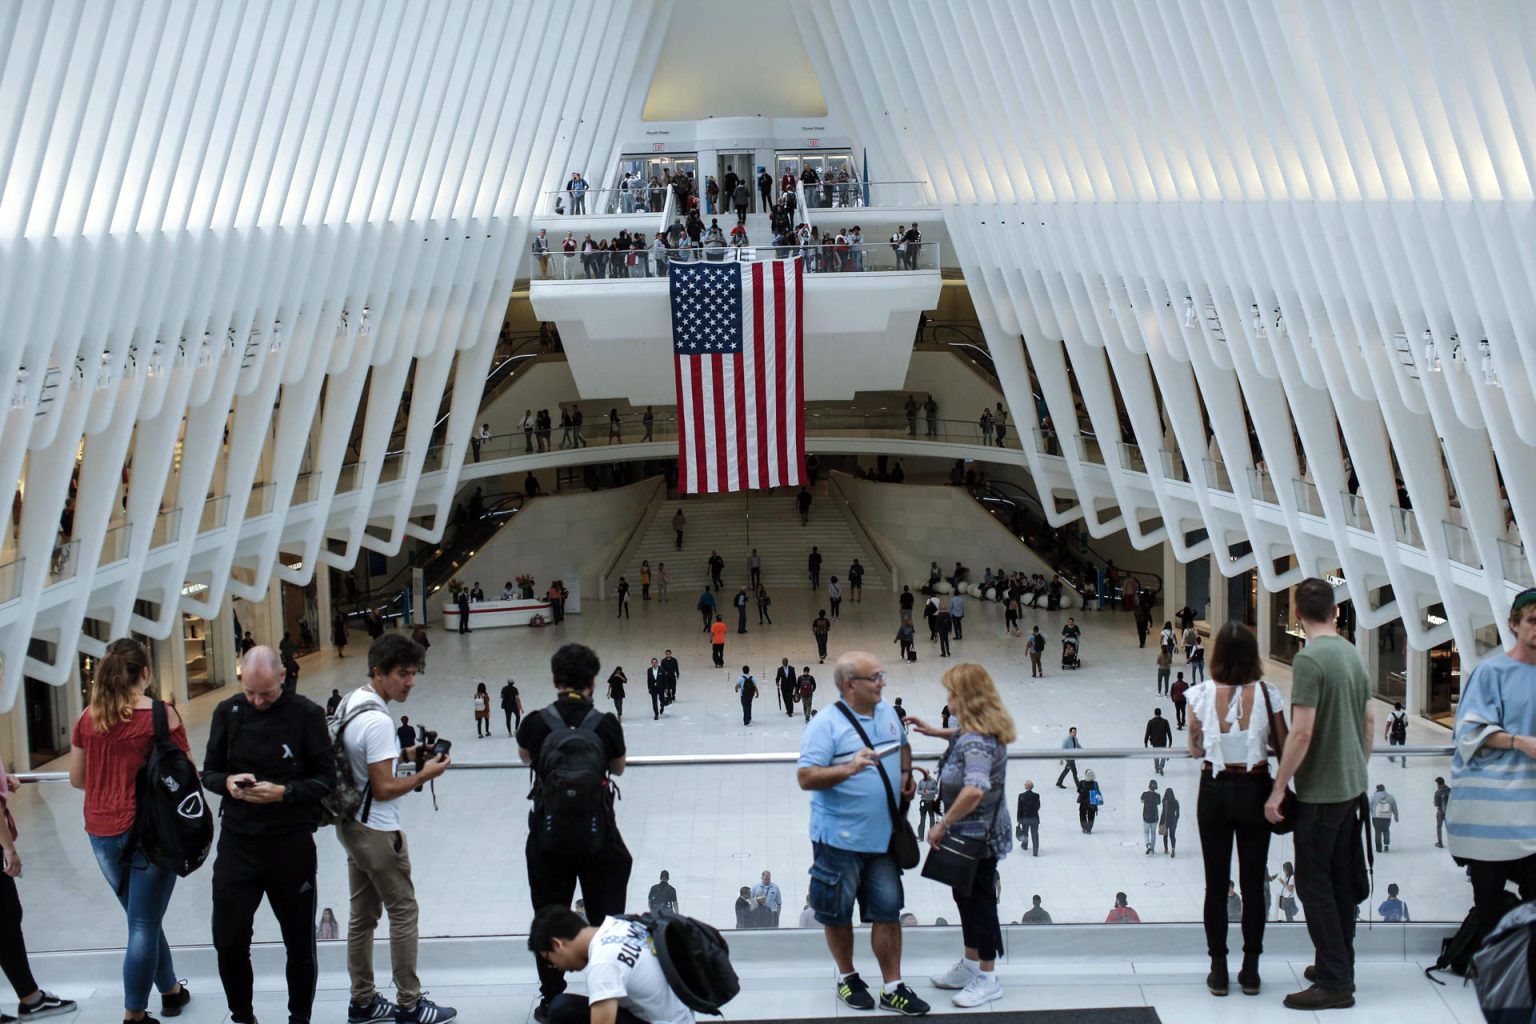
[1473,900,1536,1021]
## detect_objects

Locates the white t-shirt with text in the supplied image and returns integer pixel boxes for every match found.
[584,916,692,1024]
[339,688,403,831]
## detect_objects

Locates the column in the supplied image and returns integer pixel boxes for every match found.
[1257,582,1275,660]
[155,629,190,704]
[212,604,239,686]
[1355,624,1380,696]
[1206,557,1229,627]
[1161,540,1184,620]
[1406,645,1430,718]
[315,565,333,651]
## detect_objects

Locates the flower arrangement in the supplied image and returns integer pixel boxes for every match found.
[447,577,465,597]
[516,573,536,599]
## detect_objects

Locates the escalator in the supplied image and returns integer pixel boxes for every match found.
[971,480,1162,605]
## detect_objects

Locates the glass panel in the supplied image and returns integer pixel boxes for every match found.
[1499,539,1534,588]
[1340,491,1371,531]
[1246,467,1278,504]
[100,523,131,565]
[1203,458,1232,492]
[1159,450,1189,483]
[1292,478,1323,517]
[1117,442,1147,473]
[48,539,79,581]
[292,471,322,506]
[199,495,229,533]
[1442,521,1480,567]
[422,443,454,474]
[379,451,409,485]
[1390,505,1422,547]
[336,462,366,494]
[1074,433,1105,466]
[150,507,181,548]
[245,483,275,519]
[1033,427,1062,457]
[0,557,23,603]
[533,242,942,281]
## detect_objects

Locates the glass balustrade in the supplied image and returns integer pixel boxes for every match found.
[0,557,22,604]
[800,180,931,209]
[1390,505,1422,548]
[292,471,322,506]
[100,523,131,565]
[536,241,942,281]
[1202,458,1232,492]
[6,747,1462,952]
[541,187,668,217]
[199,495,229,533]
[336,461,366,494]
[1340,491,1371,531]
[379,450,409,485]
[1245,467,1278,505]
[1117,442,1147,474]
[1033,427,1062,457]
[151,507,181,548]
[1159,450,1189,483]
[1074,433,1105,466]
[1293,478,1324,517]
[47,539,79,581]
[1442,520,1480,567]
[245,482,276,519]
[1498,538,1534,588]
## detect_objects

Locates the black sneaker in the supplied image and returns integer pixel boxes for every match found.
[837,974,876,1010]
[17,993,76,1021]
[396,997,456,1024]
[878,984,930,1016]
[160,986,190,1018]
[122,1016,157,1024]
[348,995,400,1023]
[531,1001,550,1024]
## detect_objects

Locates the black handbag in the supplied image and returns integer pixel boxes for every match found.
[833,702,920,869]
[919,742,1002,891]
[1260,682,1299,835]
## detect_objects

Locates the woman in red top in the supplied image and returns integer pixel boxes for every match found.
[69,638,191,1023]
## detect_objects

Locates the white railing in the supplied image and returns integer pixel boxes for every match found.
[533,240,942,281]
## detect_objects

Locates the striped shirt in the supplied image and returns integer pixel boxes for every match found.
[1446,653,1536,862]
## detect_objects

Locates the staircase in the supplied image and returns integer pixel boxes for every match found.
[620,487,885,592]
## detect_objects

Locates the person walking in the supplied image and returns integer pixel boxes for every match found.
[643,659,664,721]
[808,546,822,588]
[202,647,335,1024]
[1077,771,1102,833]
[797,487,813,526]
[614,578,630,620]
[749,549,763,589]
[605,667,627,721]
[501,680,522,735]
[333,635,457,1024]
[910,663,1015,1008]
[1160,787,1180,858]
[798,667,817,720]
[1265,579,1372,1012]
[734,588,750,634]
[1432,776,1450,848]
[1145,707,1173,775]
[1384,701,1408,766]
[473,681,492,737]
[69,637,193,1024]
[848,559,865,603]
[1377,883,1410,923]
[947,593,965,640]
[894,621,915,663]
[1156,646,1172,695]
[1275,863,1299,922]
[735,668,759,726]
[1171,673,1190,729]
[1134,601,1152,648]
[659,651,680,707]
[1028,627,1045,676]
[1190,637,1206,684]
[935,608,953,658]
[672,508,686,550]
[516,644,631,1024]
[1015,780,1040,856]
[708,551,725,591]
[697,587,716,631]
[776,659,799,718]
[0,785,75,1021]
[1055,727,1081,788]
[1369,784,1399,852]
[639,561,652,601]
[828,578,843,619]
[812,610,832,664]
[1005,597,1021,640]
[656,562,669,602]
[1140,781,1162,854]
[755,584,773,625]
[796,652,929,1016]
[710,616,728,668]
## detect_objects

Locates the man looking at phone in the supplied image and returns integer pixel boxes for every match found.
[202,646,336,1024]
[335,635,456,1024]
[797,652,929,1016]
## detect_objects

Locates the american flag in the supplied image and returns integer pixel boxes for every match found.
[670,257,805,494]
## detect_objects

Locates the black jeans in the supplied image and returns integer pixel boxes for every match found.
[741,697,753,725]
[1173,700,1187,728]
[211,831,318,1023]
[526,837,632,1001]
[0,872,38,1000]
[1196,771,1272,960]
[1056,760,1078,787]
[549,995,644,1024]
[650,690,662,719]
[504,708,519,734]
[1078,804,1097,832]
[1294,799,1362,990]
[1467,853,1536,939]
[1017,817,1039,853]
[951,858,1002,961]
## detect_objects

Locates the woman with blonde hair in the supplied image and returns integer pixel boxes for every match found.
[69,637,192,1022]
[907,663,1015,1007]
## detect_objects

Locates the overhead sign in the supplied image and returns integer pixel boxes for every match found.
[806,138,820,148]
[652,143,666,152]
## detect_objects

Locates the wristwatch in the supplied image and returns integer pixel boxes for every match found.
[281,785,294,803]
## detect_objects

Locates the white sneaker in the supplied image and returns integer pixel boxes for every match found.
[930,958,978,990]
[952,971,1002,1008]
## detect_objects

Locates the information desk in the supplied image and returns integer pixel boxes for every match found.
[441,598,553,629]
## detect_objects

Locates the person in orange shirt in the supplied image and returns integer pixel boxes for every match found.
[710,616,728,667]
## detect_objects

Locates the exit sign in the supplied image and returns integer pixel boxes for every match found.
[806,138,821,147]
[652,143,666,152]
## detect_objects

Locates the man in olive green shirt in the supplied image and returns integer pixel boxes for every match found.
[1266,579,1374,1011]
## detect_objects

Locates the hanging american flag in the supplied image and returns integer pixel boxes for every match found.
[669,256,805,494]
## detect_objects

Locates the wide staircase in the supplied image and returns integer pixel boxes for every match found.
[621,486,885,592]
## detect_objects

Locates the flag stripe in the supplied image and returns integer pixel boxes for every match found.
[712,355,729,492]
[675,352,690,493]
[774,260,791,485]
[691,355,709,493]
[793,258,805,482]
[753,262,770,489]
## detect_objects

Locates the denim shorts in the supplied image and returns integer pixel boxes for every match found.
[808,840,903,926]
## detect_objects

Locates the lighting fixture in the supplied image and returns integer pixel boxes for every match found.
[1183,296,1197,328]
[10,367,27,410]
[1480,340,1497,386]
[1251,304,1265,338]
[1422,330,1440,372]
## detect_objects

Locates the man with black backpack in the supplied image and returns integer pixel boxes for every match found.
[201,647,334,1024]
[528,906,694,1024]
[517,643,631,1023]
[334,635,456,1024]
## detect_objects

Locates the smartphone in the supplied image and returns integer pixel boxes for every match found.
[871,741,902,760]
[234,779,255,789]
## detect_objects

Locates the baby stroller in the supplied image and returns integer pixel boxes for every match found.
[1062,636,1081,670]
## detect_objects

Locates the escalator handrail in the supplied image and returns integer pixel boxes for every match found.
[971,484,1163,594]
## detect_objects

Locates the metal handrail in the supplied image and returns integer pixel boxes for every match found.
[14,745,1454,782]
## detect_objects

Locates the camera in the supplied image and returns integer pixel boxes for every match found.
[413,729,451,774]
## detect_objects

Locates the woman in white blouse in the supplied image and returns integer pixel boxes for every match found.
[1187,622,1287,999]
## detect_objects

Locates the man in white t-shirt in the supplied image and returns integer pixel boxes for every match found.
[336,635,455,1024]
[529,906,693,1024]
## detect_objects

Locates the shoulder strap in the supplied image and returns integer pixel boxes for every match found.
[832,701,902,824]
[1259,682,1286,758]
[152,699,169,742]
[541,705,566,733]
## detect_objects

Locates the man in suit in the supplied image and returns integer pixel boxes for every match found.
[646,658,665,720]
[776,658,798,717]
[659,650,680,705]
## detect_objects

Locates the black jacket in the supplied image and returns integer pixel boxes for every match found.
[1144,716,1173,748]
[201,692,335,836]
[1016,790,1041,820]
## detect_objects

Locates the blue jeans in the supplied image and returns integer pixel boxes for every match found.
[89,832,180,1012]
[808,841,903,926]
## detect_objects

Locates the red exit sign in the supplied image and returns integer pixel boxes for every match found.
[806,138,820,147]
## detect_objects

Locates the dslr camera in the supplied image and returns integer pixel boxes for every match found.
[415,729,452,773]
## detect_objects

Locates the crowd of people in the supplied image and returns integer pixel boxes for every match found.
[24,573,1533,1024]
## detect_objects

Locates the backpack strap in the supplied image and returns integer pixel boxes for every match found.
[335,697,386,823]
[119,700,170,890]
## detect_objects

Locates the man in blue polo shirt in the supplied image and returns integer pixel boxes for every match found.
[797,652,930,1017]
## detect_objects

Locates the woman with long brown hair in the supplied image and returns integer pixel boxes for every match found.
[69,638,191,1023]
[906,663,1016,1007]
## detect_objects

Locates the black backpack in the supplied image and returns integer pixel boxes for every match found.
[123,701,213,880]
[317,699,384,827]
[617,910,740,1015]
[1429,890,1522,983]
[531,706,612,856]
[1390,713,1408,744]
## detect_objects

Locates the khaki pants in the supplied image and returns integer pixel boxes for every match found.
[337,820,420,1008]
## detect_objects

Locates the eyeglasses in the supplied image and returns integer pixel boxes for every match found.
[848,672,886,684]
